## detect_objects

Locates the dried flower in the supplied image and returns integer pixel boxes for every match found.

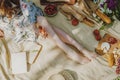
[100,0,120,20]
[105,0,117,10]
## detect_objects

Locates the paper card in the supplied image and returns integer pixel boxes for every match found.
[11,52,27,74]
[23,41,42,64]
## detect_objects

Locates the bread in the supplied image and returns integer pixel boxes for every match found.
[106,53,115,67]
[96,9,111,24]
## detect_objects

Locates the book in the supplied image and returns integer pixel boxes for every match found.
[11,52,27,74]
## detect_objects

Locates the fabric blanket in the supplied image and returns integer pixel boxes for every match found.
[1,0,120,80]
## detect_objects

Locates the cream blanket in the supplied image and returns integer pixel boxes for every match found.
[0,0,120,80]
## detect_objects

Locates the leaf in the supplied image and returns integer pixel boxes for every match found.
[114,76,120,80]
[99,25,105,30]
[106,22,114,28]
[104,3,108,13]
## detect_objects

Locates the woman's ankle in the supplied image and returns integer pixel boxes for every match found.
[68,0,76,5]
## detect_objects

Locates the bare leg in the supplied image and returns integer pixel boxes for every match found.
[36,16,90,64]
[53,27,98,60]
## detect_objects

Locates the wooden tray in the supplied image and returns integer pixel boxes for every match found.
[95,33,120,55]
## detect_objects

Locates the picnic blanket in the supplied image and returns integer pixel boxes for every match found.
[1,0,120,80]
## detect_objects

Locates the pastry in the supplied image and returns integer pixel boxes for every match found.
[106,53,115,67]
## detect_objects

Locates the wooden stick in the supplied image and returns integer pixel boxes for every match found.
[82,18,95,27]
[32,42,43,63]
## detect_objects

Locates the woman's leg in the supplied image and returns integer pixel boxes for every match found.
[36,16,90,64]
[53,27,97,60]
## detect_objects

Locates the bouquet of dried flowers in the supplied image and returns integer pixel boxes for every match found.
[101,0,120,20]
[98,0,120,30]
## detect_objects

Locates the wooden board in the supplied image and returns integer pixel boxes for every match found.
[95,33,120,55]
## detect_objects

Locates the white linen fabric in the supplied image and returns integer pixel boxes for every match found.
[0,0,120,80]
[0,16,36,43]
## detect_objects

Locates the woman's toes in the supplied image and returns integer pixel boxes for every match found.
[90,53,98,59]
[80,57,91,64]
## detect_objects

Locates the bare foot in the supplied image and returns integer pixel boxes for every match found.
[89,53,98,59]
[81,50,98,60]
[67,52,91,64]
[68,0,76,4]
[79,56,91,64]
[78,52,91,64]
